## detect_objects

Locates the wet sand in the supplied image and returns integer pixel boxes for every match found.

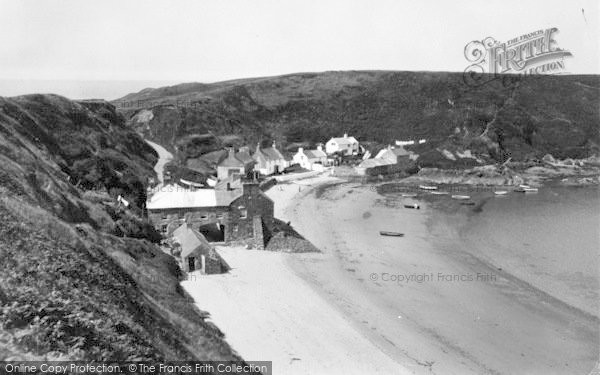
[281,182,599,375]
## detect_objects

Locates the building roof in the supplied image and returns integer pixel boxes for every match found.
[218,148,245,168]
[376,146,410,160]
[262,147,284,161]
[173,223,213,259]
[147,184,242,210]
[304,149,327,159]
[253,144,268,163]
[235,147,255,165]
[328,136,358,145]
[357,158,392,168]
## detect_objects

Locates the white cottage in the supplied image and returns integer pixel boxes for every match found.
[293,146,328,171]
[325,133,359,155]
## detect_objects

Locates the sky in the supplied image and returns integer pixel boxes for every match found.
[0,0,598,99]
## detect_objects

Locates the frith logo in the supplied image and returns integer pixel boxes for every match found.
[463,28,572,87]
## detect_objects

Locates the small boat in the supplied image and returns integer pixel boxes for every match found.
[451,194,471,200]
[460,201,476,205]
[430,191,449,195]
[380,231,404,237]
[419,185,438,190]
[401,193,418,197]
[404,203,420,209]
[515,187,538,193]
[494,190,508,196]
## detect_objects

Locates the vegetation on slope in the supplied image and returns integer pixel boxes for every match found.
[115,71,599,168]
[0,95,241,361]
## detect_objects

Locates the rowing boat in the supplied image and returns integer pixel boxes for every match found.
[451,194,470,200]
[430,191,449,195]
[380,231,404,237]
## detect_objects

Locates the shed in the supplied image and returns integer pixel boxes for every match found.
[173,223,228,274]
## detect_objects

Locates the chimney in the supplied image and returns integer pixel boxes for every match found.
[226,182,231,191]
[228,147,235,158]
[317,144,323,152]
[298,147,304,153]
[344,133,348,138]
[272,141,277,149]
[255,142,261,154]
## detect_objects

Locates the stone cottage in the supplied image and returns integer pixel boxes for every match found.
[147,182,274,249]
[172,223,228,274]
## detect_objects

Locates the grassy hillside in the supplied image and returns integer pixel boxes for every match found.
[0,95,241,361]
[115,71,599,166]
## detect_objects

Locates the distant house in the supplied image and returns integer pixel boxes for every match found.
[172,223,228,274]
[217,147,255,181]
[375,145,411,164]
[293,146,328,171]
[355,145,414,176]
[253,142,289,175]
[325,133,359,155]
[147,182,274,249]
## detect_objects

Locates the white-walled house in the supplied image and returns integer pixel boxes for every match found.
[253,142,289,175]
[293,146,328,171]
[325,133,359,155]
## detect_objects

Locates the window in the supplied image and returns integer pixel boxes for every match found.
[240,209,247,219]
[161,224,167,233]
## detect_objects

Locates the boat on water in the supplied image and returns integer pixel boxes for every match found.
[419,185,438,190]
[380,231,404,237]
[515,187,539,193]
[451,194,471,200]
[494,190,508,196]
[460,201,476,205]
[430,191,449,195]
[401,193,418,197]
[404,203,420,209]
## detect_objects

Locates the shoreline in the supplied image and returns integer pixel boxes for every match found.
[178,170,598,374]
[279,175,599,375]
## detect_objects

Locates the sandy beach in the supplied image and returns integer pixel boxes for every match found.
[280,180,599,375]
[182,173,598,375]
[181,245,410,375]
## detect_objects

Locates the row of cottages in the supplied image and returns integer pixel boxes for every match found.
[325,133,360,155]
[293,145,328,171]
[216,144,290,180]
[147,182,274,249]
[172,222,229,274]
[355,145,416,175]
